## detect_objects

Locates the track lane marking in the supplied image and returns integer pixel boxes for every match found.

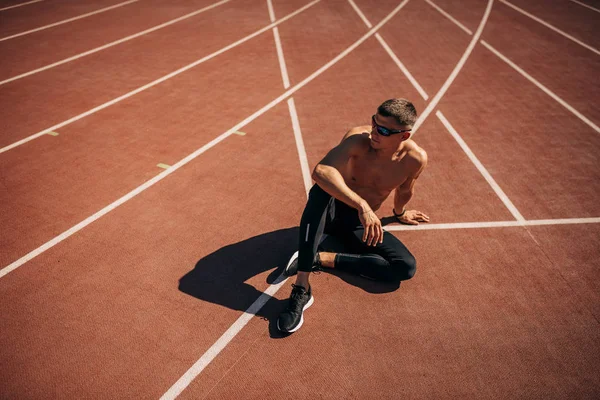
[349,0,529,222]
[346,0,429,100]
[424,0,600,133]
[423,0,472,35]
[410,0,494,133]
[0,0,321,155]
[0,0,232,86]
[568,0,600,13]
[0,0,44,12]
[500,0,600,56]
[0,1,323,279]
[481,40,600,134]
[437,111,525,221]
[160,1,414,397]
[385,217,600,231]
[0,0,140,42]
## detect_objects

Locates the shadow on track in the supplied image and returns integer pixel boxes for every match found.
[179,220,402,338]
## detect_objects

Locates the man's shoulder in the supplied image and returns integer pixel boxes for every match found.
[404,140,428,172]
[340,127,371,152]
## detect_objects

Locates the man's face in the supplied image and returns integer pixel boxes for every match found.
[370,114,412,149]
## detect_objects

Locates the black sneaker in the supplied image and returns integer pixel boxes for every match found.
[277,284,314,333]
[283,251,322,277]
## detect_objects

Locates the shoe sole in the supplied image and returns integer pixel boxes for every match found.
[277,295,314,333]
[283,250,299,277]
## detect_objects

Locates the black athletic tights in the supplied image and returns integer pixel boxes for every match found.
[297,185,416,284]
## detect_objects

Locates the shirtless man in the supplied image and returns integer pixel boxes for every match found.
[277,98,429,333]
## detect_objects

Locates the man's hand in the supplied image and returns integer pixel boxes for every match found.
[395,209,430,225]
[359,210,384,246]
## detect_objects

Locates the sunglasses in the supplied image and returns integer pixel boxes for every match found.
[371,115,412,136]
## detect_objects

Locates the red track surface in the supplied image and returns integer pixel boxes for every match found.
[1,0,599,398]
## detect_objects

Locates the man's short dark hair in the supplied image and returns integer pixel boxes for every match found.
[377,98,417,127]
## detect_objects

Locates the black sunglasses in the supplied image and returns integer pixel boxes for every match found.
[371,115,412,136]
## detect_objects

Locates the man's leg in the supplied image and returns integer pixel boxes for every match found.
[277,185,334,333]
[321,229,417,284]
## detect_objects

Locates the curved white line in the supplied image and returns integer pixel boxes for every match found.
[0,0,140,42]
[0,0,320,155]
[0,0,232,86]
[411,0,494,133]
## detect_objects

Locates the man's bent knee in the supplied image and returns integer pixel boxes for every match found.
[392,254,416,281]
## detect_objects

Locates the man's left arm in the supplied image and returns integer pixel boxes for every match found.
[393,151,430,225]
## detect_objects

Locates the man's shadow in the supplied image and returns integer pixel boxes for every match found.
[179,224,401,338]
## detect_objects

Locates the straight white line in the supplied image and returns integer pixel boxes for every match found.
[288,98,313,194]
[160,273,289,400]
[266,0,276,21]
[1,0,411,278]
[569,0,600,13]
[346,0,429,100]
[0,1,323,280]
[267,0,310,194]
[481,40,600,134]
[411,0,494,133]
[375,34,429,101]
[385,217,600,231]
[160,3,414,397]
[500,0,600,56]
[0,0,232,86]
[0,0,140,42]
[346,0,372,28]
[436,111,525,221]
[422,0,600,135]
[0,0,43,12]
[424,0,472,35]
[0,0,321,155]
[272,27,291,89]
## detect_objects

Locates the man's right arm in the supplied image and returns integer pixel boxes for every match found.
[311,134,371,214]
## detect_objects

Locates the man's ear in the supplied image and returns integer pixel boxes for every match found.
[402,132,411,141]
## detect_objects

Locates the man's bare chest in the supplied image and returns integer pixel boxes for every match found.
[347,155,408,191]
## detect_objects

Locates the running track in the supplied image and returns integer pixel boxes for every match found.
[1,0,599,398]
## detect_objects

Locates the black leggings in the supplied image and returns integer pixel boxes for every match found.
[298,185,416,283]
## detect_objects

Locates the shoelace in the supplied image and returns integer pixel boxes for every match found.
[287,284,308,313]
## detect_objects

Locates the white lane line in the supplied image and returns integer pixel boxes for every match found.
[160,273,289,400]
[0,0,321,155]
[160,2,414,397]
[0,0,44,12]
[411,0,494,133]
[569,0,600,13]
[267,0,311,194]
[0,0,232,86]
[0,1,322,280]
[436,111,525,221]
[347,0,429,100]
[385,217,600,231]
[267,0,291,89]
[375,34,429,101]
[0,0,140,42]
[1,0,412,279]
[424,0,600,134]
[346,0,372,28]
[500,0,600,56]
[288,98,312,195]
[424,0,472,35]
[481,40,600,134]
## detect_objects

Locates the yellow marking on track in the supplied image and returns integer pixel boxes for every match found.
[157,163,171,169]
[47,131,59,136]
[233,131,246,136]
